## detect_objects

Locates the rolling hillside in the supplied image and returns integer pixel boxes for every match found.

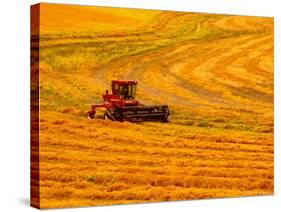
[35,4,273,208]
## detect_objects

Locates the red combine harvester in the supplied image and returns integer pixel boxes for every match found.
[87,80,169,122]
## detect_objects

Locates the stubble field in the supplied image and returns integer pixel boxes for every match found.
[35,4,273,208]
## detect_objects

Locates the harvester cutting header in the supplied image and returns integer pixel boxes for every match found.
[87,80,169,122]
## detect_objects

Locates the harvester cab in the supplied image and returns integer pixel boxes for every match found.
[111,80,137,100]
[87,80,169,122]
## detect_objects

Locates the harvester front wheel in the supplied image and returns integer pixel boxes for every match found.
[113,108,123,122]
[86,111,95,119]
[104,111,112,121]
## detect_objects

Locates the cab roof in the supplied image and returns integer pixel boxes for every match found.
[112,80,137,85]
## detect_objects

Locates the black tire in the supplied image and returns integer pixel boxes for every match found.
[113,108,123,122]
[104,111,112,121]
[86,111,95,119]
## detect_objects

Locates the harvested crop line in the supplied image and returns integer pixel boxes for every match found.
[33,3,273,208]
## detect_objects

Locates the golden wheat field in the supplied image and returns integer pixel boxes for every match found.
[34,3,273,208]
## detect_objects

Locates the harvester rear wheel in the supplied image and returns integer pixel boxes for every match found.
[86,111,95,119]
